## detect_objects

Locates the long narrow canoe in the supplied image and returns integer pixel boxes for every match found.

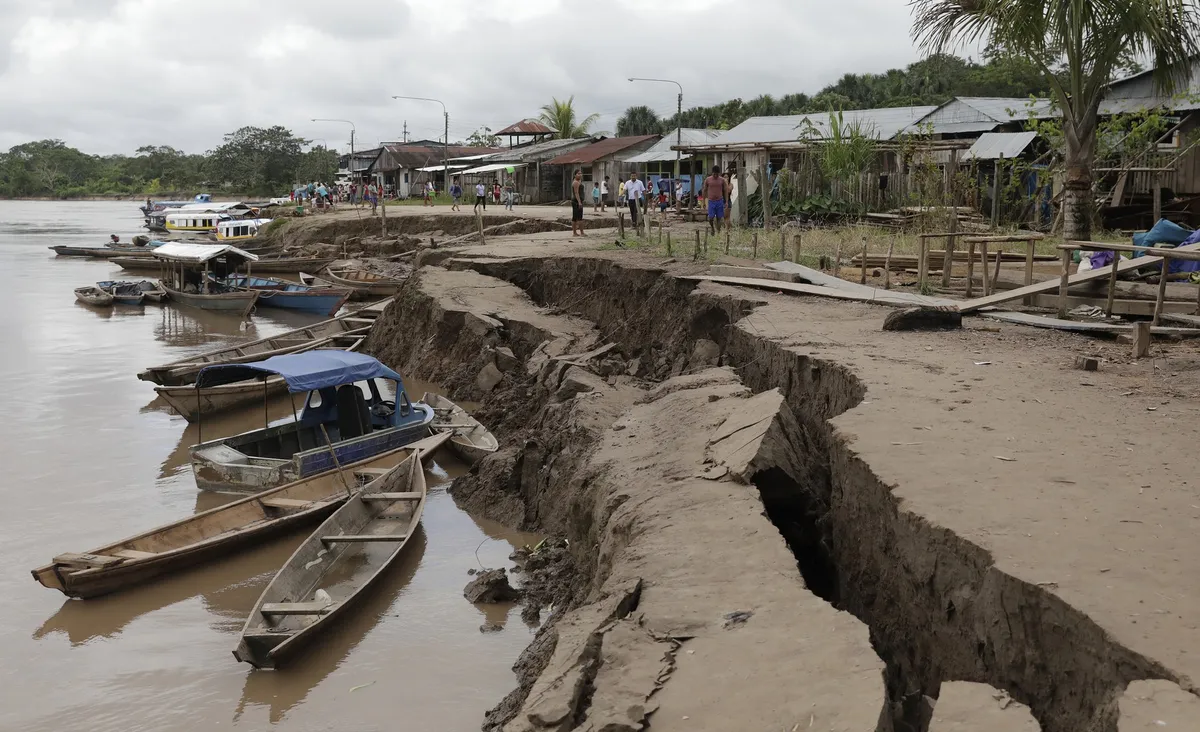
[423,392,499,466]
[165,286,259,318]
[31,433,449,600]
[234,448,428,669]
[138,314,377,386]
[154,332,367,421]
[314,268,406,298]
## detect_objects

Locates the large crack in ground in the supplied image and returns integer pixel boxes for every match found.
[366,255,1196,732]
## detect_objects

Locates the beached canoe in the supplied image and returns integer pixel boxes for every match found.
[30,433,449,600]
[221,274,350,317]
[311,268,405,298]
[233,449,428,669]
[137,313,379,386]
[74,286,113,307]
[422,392,499,465]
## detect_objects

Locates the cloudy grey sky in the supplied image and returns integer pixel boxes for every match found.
[0,0,932,156]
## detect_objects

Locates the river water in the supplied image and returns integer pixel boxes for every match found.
[0,201,537,732]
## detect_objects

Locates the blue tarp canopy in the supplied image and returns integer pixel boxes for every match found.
[196,351,404,393]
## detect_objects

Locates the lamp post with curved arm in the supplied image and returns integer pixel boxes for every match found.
[391,96,449,198]
[628,77,683,193]
[312,118,356,180]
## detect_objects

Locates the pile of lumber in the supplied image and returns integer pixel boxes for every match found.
[862,206,987,231]
[851,250,1057,271]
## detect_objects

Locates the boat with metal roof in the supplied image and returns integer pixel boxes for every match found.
[151,242,261,317]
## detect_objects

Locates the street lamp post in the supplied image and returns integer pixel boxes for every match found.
[391,96,449,200]
[311,118,356,179]
[628,77,683,202]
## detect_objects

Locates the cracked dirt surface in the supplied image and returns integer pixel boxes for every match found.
[364,243,1200,731]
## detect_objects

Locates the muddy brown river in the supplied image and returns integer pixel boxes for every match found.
[0,201,537,732]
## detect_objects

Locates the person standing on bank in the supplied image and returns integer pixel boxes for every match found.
[474,181,487,212]
[625,171,646,228]
[571,169,586,237]
[600,176,610,212]
[703,165,730,234]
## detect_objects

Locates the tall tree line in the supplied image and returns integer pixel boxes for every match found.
[0,126,338,198]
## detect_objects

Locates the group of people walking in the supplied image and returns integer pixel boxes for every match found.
[568,166,733,236]
[449,178,518,213]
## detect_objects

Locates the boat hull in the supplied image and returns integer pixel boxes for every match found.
[252,290,348,316]
[156,375,289,422]
[165,287,258,318]
[320,269,405,298]
[74,287,113,307]
[234,451,428,669]
[191,415,434,494]
[423,392,499,466]
[30,435,448,600]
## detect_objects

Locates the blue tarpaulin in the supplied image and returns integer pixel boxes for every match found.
[1133,219,1200,275]
[196,351,404,393]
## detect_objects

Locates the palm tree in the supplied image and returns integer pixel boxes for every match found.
[538,96,601,139]
[911,0,1199,241]
[617,105,664,136]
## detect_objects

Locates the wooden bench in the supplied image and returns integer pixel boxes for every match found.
[112,549,157,560]
[361,492,422,502]
[321,534,408,543]
[53,552,125,568]
[261,601,338,616]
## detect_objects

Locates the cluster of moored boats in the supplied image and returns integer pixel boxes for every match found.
[58,238,404,318]
[32,308,499,670]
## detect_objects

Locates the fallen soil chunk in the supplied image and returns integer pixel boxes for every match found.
[930,682,1040,732]
[464,569,521,604]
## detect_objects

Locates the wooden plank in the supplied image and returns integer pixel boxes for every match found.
[977,269,1199,301]
[1133,322,1152,357]
[361,492,423,501]
[321,534,409,543]
[683,275,957,308]
[959,242,1200,314]
[260,497,316,510]
[53,552,124,568]
[1029,293,1198,317]
[112,549,157,560]
[261,601,338,616]
[353,468,391,479]
[1162,313,1200,327]
[982,310,1200,336]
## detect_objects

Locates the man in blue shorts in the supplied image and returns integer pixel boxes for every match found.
[702,165,729,234]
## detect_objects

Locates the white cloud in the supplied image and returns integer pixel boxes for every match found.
[0,0,926,155]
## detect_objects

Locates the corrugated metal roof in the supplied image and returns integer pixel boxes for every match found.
[478,136,597,162]
[706,106,937,147]
[1100,96,1200,114]
[457,162,530,175]
[496,119,557,136]
[907,97,1055,134]
[964,132,1038,160]
[152,243,259,263]
[544,135,660,165]
[625,128,720,162]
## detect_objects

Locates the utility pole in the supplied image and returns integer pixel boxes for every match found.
[312,118,356,180]
[393,96,449,198]
[629,77,684,203]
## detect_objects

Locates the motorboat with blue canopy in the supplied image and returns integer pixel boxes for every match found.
[188,351,434,493]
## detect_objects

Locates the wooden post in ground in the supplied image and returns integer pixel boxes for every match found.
[991,248,1003,295]
[917,237,928,290]
[859,235,868,285]
[1153,257,1170,326]
[980,242,990,295]
[833,236,842,277]
[695,231,701,261]
[942,148,960,289]
[618,211,625,239]
[1057,248,1071,318]
[381,198,388,237]
[780,229,787,260]
[792,234,801,264]
[752,232,758,259]
[476,210,485,244]
[1024,240,1036,305]
[883,234,895,290]
[704,231,709,254]
[965,240,977,297]
[1106,258,1119,318]
[1132,321,1151,358]
[725,227,731,254]
[1153,172,1163,223]
[666,232,672,256]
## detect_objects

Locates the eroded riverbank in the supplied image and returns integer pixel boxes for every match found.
[362,247,1200,731]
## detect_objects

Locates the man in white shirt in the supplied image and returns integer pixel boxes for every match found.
[600,176,609,212]
[474,182,487,213]
[625,171,646,228]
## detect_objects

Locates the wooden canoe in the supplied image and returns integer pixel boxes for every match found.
[31,433,449,600]
[165,286,259,318]
[154,331,367,421]
[318,268,406,298]
[422,392,499,466]
[233,448,429,669]
[138,314,377,386]
[74,286,113,307]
